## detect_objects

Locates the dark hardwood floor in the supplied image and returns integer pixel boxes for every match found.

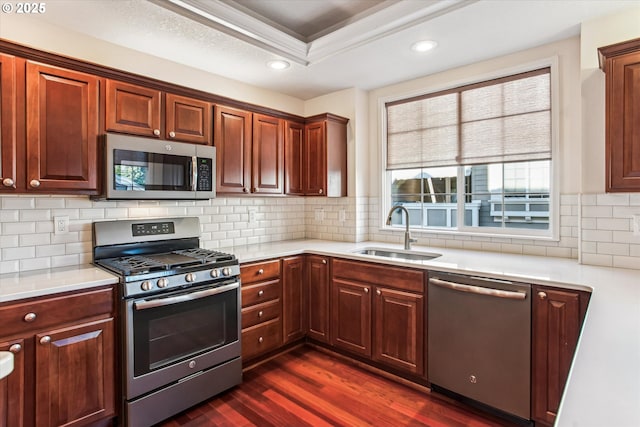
[158,347,518,427]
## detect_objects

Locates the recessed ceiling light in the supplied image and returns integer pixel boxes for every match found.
[267,60,290,70]
[411,40,438,53]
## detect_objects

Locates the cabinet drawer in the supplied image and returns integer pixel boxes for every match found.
[242,318,282,360]
[241,279,280,307]
[241,259,281,284]
[242,299,281,329]
[0,287,113,338]
[333,259,424,292]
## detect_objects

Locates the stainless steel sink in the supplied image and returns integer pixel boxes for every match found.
[352,247,441,261]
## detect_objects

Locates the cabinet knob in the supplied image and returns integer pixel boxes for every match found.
[322,259,327,264]
[376,289,382,296]
[258,336,264,343]
[254,188,259,193]
[258,268,264,275]
[9,343,22,354]
[258,290,264,297]
[153,129,161,136]
[364,287,369,293]
[29,179,41,188]
[23,312,37,322]
[40,336,51,345]
[318,188,323,194]
[169,131,176,138]
[2,178,15,187]
[258,310,263,318]
[243,187,249,193]
[538,291,547,300]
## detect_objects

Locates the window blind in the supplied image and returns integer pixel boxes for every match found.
[386,68,551,170]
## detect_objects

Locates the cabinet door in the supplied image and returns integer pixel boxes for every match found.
[0,339,25,427]
[0,53,17,193]
[214,105,252,194]
[605,49,640,191]
[306,255,330,343]
[35,318,115,427]
[304,121,326,196]
[532,287,581,426]
[284,120,304,195]
[331,279,371,357]
[373,287,424,376]
[165,93,211,144]
[26,61,99,192]
[282,256,306,343]
[105,79,162,137]
[252,113,283,194]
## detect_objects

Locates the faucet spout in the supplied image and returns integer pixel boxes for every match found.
[386,206,418,250]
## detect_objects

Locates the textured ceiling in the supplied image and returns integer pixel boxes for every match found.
[14,0,638,100]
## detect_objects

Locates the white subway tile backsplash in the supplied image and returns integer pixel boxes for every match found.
[35,197,66,209]
[581,229,612,242]
[581,253,612,267]
[0,210,19,222]
[596,242,629,256]
[596,193,629,206]
[2,197,35,209]
[20,257,51,271]
[2,222,36,235]
[596,218,630,231]
[19,233,50,247]
[2,246,35,260]
[582,206,613,218]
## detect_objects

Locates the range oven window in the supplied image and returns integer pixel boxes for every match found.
[132,284,238,376]
[113,149,191,191]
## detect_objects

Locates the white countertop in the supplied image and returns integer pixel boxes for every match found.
[1,239,638,426]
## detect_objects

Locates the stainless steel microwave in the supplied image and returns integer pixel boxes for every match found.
[98,133,215,200]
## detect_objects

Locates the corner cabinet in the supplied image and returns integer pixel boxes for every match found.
[0,286,115,427]
[532,286,590,426]
[301,114,348,197]
[26,61,100,193]
[599,37,640,192]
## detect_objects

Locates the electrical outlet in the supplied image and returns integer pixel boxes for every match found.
[633,214,640,236]
[248,209,256,224]
[54,216,69,235]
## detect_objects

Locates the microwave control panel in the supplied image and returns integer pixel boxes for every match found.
[196,157,213,191]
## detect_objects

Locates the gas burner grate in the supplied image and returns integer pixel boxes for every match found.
[173,248,235,263]
[101,255,168,275]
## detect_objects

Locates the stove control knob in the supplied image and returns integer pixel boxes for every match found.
[222,267,232,277]
[185,273,196,282]
[157,278,169,288]
[210,269,220,278]
[141,281,153,291]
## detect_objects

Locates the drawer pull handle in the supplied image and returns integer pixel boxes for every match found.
[376,289,381,296]
[258,310,263,318]
[23,312,37,322]
[364,287,369,293]
[40,336,51,345]
[258,337,264,343]
[9,343,22,354]
[322,259,327,264]
[538,291,547,300]
[258,290,264,297]
[258,269,264,275]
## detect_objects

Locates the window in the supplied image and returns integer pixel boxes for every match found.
[385,68,554,237]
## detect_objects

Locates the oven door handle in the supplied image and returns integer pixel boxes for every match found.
[429,278,526,300]
[134,282,239,310]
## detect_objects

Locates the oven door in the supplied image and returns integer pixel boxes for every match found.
[124,279,241,399]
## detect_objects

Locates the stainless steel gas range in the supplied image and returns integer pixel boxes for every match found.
[93,217,242,427]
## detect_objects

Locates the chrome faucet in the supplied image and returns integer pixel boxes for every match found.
[386,206,417,250]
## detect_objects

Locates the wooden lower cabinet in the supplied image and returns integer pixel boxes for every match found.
[532,286,589,426]
[331,259,425,377]
[306,255,330,343]
[240,259,283,362]
[0,287,115,427]
[282,256,306,344]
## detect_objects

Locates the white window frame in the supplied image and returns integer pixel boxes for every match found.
[380,57,560,241]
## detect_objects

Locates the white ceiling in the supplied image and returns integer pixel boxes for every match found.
[26,0,637,100]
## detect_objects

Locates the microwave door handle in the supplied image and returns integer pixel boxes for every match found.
[134,282,240,310]
[191,156,197,192]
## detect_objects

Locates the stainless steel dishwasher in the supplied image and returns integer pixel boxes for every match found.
[428,272,531,421]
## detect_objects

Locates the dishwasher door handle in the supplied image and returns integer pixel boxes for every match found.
[429,278,526,300]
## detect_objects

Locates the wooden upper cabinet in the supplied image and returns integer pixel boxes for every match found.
[105,79,162,138]
[0,53,17,192]
[304,114,348,197]
[252,113,284,194]
[599,38,640,192]
[165,93,211,145]
[26,61,100,193]
[284,120,304,195]
[214,105,252,194]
